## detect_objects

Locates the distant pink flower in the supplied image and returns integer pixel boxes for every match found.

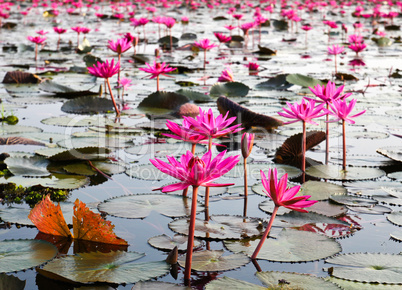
[117,77,132,90]
[240,22,255,34]
[301,25,312,31]
[214,32,231,44]
[36,30,49,36]
[323,20,338,29]
[53,27,67,34]
[348,42,367,55]
[224,25,236,31]
[327,45,344,55]
[348,34,363,43]
[218,67,234,82]
[353,21,363,29]
[375,31,386,37]
[232,14,243,20]
[107,38,132,54]
[181,16,189,24]
[139,61,176,91]
[194,38,218,51]
[162,16,175,28]
[27,36,46,44]
[247,62,259,71]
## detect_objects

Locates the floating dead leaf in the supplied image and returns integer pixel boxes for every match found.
[217,96,283,130]
[255,45,276,55]
[335,73,359,81]
[0,137,45,146]
[274,131,326,168]
[2,71,41,84]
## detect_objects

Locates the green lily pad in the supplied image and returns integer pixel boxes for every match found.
[38,80,97,98]
[5,155,50,177]
[374,37,393,47]
[175,89,212,103]
[40,251,170,284]
[125,142,206,157]
[206,276,265,290]
[63,161,125,176]
[210,82,250,97]
[61,96,114,114]
[344,181,402,194]
[0,173,90,189]
[286,73,325,88]
[377,147,402,163]
[126,164,171,181]
[178,250,249,271]
[132,281,191,290]
[272,211,350,228]
[326,253,402,284]
[300,181,347,201]
[348,131,389,139]
[41,116,115,127]
[255,74,293,91]
[169,215,264,240]
[330,195,378,207]
[225,229,341,262]
[330,154,394,168]
[0,273,25,290]
[138,91,189,111]
[256,271,341,290]
[58,136,133,149]
[348,204,392,215]
[388,171,402,181]
[0,203,74,226]
[0,125,42,135]
[148,234,201,252]
[225,163,301,179]
[89,123,142,135]
[306,165,385,181]
[329,276,402,289]
[37,147,111,162]
[98,194,204,219]
[386,212,402,226]
[0,239,58,273]
[373,195,402,206]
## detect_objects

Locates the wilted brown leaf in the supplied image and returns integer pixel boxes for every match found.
[2,71,41,84]
[0,137,45,146]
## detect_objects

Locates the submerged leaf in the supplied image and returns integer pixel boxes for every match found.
[255,74,293,90]
[286,74,325,88]
[217,96,283,130]
[0,239,58,273]
[38,80,97,98]
[306,165,385,181]
[206,276,265,290]
[61,96,114,114]
[40,251,169,284]
[138,91,189,111]
[255,45,276,55]
[5,155,50,177]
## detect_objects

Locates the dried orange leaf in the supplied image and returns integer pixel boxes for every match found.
[28,195,72,238]
[72,199,127,245]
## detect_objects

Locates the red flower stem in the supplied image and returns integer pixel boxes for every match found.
[169,28,173,52]
[334,55,338,75]
[251,205,279,260]
[184,185,199,285]
[34,44,38,61]
[117,53,121,86]
[204,138,212,221]
[325,104,329,165]
[342,120,346,171]
[302,121,306,172]
[77,32,80,47]
[203,49,206,71]
[156,75,160,91]
[182,144,197,198]
[243,157,248,217]
[106,78,120,115]
[57,35,60,50]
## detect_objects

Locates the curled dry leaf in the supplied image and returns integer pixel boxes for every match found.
[217,96,283,131]
[0,137,45,146]
[2,71,42,84]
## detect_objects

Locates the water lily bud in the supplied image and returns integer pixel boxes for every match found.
[241,132,254,158]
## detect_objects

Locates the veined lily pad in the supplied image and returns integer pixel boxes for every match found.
[377,146,402,163]
[125,142,206,157]
[126,164,171,181]
[0,174,90,189]
[348,131,389,139]
[132,281,191,290]
[330,154,394,168]
[210,82,250,97]
[300,181,347,201]
[386,212,402,226]
[373,195,402,206]
[330,195,377,207]
[98,194,204,219]
[272,211,350,228]
[329,276,402,289]
[61,96,114,114]
[63,161,125,176]
[0,239,57,273]
[58,136,133,149]
[326,253,402,284]
[0,273,25,290]
[348,204,392,215]
[148,234,201,251]
[38,80,97,98]
[0,203,74,226]
[255,74,292,91]
[169,215,264,240]
[305,165,385,181]
[388,172,402,181]
[39,147,111,161]
[286,73,325,88]
[225,163,301,179]
[39,251,170,284]
[225,229,341,262]
[138,91,189,111]
[5,155,50,177]
[0,125,42,135]
[175,89,212,103]
[178,250,249,271]
[206,276,265,290]
[41,116,115,127]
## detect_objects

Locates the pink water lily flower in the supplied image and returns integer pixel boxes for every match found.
[183,107,243,141]
[150,150,239,192]
[214,32,231,45]
[107,38,132,54]
[326,98,366,124]
[163,119,210,145]
[251,168,317,260]
[27,36,46,61]
[278,98,326,125]
[327,44,344,55]
[139,61,176,91]
[218,67,234,82]
[348,34,363,43]
[308,81,351,104]
[194,38,218,70]
[348,42,367,55]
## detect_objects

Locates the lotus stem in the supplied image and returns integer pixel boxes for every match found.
[302,121,306,172]
[77,32,80,48]
[106,78,120,115]
[325,104,329,165]
[243,157,248,217]
[169,28,173,52]
[57,35,60,50]
[156,75,160,91]
[34,44,38,61]
[184,185,199,285]
[204,137,213,219]
[342,120,346,171]
[251,205,279,260]
[334,55,338,74]
[118,53,121,86]
[182,143,197,198]
[203,49,206,71]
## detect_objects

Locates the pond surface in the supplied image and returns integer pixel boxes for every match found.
[0,1,402,289]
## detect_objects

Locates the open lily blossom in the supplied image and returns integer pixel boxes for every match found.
[150,150,239,192]
[194,38,218,70]
[218,67,234,82]
[326,98,366,124]
[214,32,231,45]
[348,42,367,55]
[163,119,210,146]
[107,38,132,54]
[327,44,344,55]
[308,81,351,104]
[278,98,326,125]
[251,168,317,259]
[139,61,176,91]
[27,36,46,61]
